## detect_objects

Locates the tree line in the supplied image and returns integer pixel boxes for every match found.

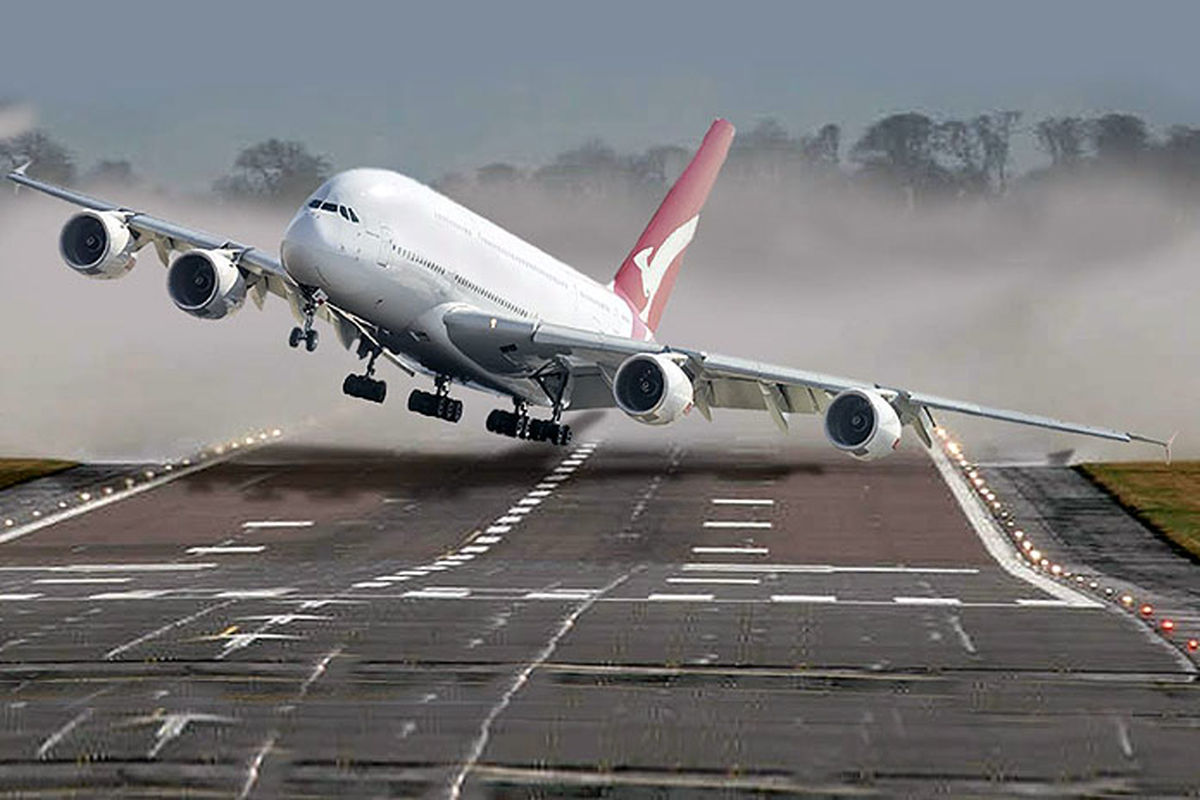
[5,110,1200,208]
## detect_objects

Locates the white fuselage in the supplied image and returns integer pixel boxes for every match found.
[280,169,638,402]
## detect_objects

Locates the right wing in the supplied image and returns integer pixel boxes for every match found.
[6,169,417,376]
[442,308,1170,453]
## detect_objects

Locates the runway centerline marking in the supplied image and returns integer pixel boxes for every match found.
[90,590,171,600]
[34,577,131,584]
[771,594,838,603]
[105,600,238,659]
[894,596,962,606]
[0,593,42,600]
[680,563,980,574]
[667,577,761,585]
[215,588,294,599]
[241,521,314,529]
[710,498,775,506]
[648,593,715,602]
[0,563,218,573]
[703,521,773,529]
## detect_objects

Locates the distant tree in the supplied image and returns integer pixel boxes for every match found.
[476,162,523,185]
[1090,113,1150,163]
[1034,116,1088,167]
[214,139,331,205]
[631,144,690,185]
[852,112,945,201]
[972,111,1021,192]
[935,119,986,192]
[0,130,76,184]
[88,159,135,185]
[801,123,840,168]
[533,139,634,193]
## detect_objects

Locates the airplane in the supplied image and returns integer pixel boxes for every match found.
[4,119,1170,458]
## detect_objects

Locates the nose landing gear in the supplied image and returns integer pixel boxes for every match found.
[288,290,324,352]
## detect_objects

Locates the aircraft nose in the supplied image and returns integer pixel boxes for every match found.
[281,210,329,285]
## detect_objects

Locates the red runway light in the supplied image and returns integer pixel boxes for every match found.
[1160,619,1176,633]
[1187,639,1198,652]
[1139,604,1154,618]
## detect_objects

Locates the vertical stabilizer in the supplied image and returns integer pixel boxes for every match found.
[610,118,734,335]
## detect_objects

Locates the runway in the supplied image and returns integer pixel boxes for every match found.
[0,425,1197,798]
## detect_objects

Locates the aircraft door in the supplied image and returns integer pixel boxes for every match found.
[377,225,393,267]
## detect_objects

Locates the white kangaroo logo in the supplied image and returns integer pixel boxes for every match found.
[631,215,699,322]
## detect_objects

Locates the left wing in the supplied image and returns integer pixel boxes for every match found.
[442,308,1170,452]
[6,170,416,376]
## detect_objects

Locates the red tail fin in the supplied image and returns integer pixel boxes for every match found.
[611,118,735,334]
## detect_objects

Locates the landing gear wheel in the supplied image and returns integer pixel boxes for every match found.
[288,327,304,348]
[555,424,573,447]
[304,329,319,352]
[343,374,387,404]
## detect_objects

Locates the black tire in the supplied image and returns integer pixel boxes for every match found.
[486,409,501,433]
[370,380,387,404]
[304,329,319,352]
[343,374,361,397]
[407,389,425,413]
[501,413,519,438]
[448,399,463,423]
[557,425,573,447]
[288,327,303,348]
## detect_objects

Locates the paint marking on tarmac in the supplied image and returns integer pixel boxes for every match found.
[527,490,552,498]
[680,563,979,574]
[216,588,295,599]
[691,546,770,555]
[89,590,171,600]
[1016,598,1075,607]
[485,525,512,534]
[497,515,523,523]
[35,577,131,585]
[648,593,715,602]
[461,545,490,554]
[0,593,42,600]
[507,507,533,515]
[474,536,503,544]
[404,588,470,599]
[0,563,218,573]
[894,596,962,606]
[105,600,238,659]
[518,498,542,506]
[710,498,775,506]
[770,594,838,603]
[668,577,761,585]
[241,521,314,529]
[187,546,266,555]
[702,521,773,529]
[523,590,595,600]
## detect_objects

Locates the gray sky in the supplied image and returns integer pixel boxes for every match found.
[3,0,1200,186]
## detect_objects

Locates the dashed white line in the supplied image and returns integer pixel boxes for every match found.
[497,515,523,523]
[690,546,770,555]
[404,588,470,599]
[667,577,761,585]
[0,593,43,600]
[523,591,595,600]
[36,708,93,759]
[1015,598,1074,607]
[216,588,294,599]
[894,597,962,606]
[710,499,775,506]
[485,525,512,534]
[507,507,533,515]
[702,521,773,529]
[518,498,542,506]
[527,490,552,498]
[647,593,715,602]
[0,563,217,573]
[186,546,266,555]
[241,521,314,529]
[770,594,838,603]
[90,590,171,600]
[34,577,131,585]
[680,563,979,574]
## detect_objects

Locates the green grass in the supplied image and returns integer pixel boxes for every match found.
[1078,461,1200,560]
[0,459,77,492]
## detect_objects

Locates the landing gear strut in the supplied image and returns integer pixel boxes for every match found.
[343,342,387,404]
[408,375,462,423]
[486,400,572,446]
[288,291,322,352]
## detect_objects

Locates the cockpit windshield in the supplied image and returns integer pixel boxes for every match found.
[307,198,361,224]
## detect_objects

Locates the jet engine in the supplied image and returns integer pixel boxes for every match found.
[823,388,903,460]
[613,353,694,425]
[58,210,136,279]
[167,249,247,320]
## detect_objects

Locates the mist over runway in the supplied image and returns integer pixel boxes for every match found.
[0,416,1195,797]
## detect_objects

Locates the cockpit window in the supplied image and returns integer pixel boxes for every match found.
[338,205,350,220]
[347,207,360,223]
[320,201,338,213]
[308,199,321,209]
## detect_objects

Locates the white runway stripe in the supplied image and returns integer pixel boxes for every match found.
[667,577,761,585]
[770,594,838,603]
[1016,598,1074,607]
[710,499,775,506]
[404,588,470,599]
[90,590,170,600]
[216,588,294,598]
[523,590,594,600]
[460,545,490,554]
[0,563,217,572]
[186,546,265,554]
[894,596,962,606]
[648,593,715,602]
[486,525,512,534]
[0,593,42,600]
[241,521,313,529]
[474,536,502,544]
[497,516,523,523]
[691,546,770,555]
[35,577,131,584]
[680,563,979,574]
[703,521,772,529]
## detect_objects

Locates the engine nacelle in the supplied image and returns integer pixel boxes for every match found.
[613,353,694,425]
[824,388,904,460]
[58,210,136,279]
[167,249,246,320]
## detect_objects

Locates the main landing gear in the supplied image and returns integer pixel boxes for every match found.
[288,292,321,352]
[343,339,387,404]
[486,401,572,446]
[407,376,463,423]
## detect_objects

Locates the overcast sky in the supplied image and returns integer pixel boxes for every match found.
[3,0,1199,186]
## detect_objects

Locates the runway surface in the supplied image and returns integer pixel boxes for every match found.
[0,425,1197,798]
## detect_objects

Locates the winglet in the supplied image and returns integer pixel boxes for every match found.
[1130,430,1177,464]
[8,160,31,194]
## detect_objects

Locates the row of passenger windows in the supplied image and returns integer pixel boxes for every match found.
[392,242,530,318]
[308,198,361,224]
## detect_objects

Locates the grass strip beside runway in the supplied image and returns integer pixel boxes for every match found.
[0,459,76,491]
[1079,461,1200,559]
